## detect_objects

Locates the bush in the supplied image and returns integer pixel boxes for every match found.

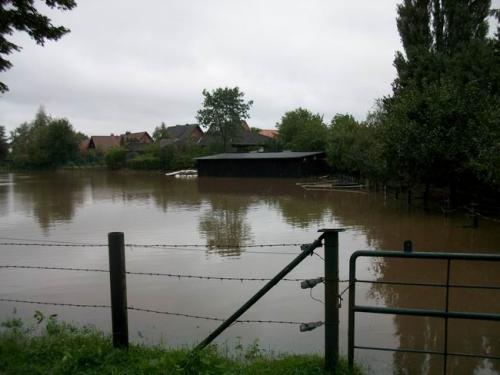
[127,154,161,170]
[104,147,127,170]
[157,144,209,171]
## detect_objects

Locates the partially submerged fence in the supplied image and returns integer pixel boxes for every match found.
[2,232,500,373]
[0,229,347,371]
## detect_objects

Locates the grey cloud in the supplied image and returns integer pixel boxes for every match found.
[1,0,422,135]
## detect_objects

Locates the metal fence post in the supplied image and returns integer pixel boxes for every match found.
[347,252,357,368]
[320,228,345,372]
[108,232,129,349]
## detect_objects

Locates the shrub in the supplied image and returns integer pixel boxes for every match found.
[104,147,127,170]
[127,155,161,170]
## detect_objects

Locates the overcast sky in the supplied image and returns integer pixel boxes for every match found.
[0,1,498,136]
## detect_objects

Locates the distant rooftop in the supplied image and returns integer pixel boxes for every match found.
[259,129,278,139]
[196,151,325,160]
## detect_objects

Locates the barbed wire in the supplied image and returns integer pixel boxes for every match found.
[131,243,305,249]
[0,298,110,310]
[0,241,304,249]
[0,298,303,325]
[0,265,310,282]
[0,265,108,273]
[0,242,305,255]
[0,264,350,284]
[476,212,500,223]
[0,242,106,248]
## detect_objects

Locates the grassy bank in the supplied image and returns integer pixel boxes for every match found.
[0,317,360,374]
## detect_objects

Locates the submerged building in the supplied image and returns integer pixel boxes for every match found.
[196,151,328,178]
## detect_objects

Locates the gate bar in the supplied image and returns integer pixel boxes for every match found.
[348,249,500,369]
[193,232,328,352]
[354,305,500,321]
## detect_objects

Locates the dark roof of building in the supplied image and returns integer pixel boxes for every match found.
[166,124,198,139]
[121,131,152,143]
[159,124,202,146]
[89,135,121,151]
[198,129,270,147]
[196,151,326,160]
[158,138,177,147]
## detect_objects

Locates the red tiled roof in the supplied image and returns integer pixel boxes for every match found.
[87,132,152,152]
[89,135,121,151]
[259,129,278,139]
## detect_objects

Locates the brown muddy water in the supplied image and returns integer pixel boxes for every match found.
[0,171,499,374]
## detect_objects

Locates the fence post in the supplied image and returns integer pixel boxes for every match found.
[403,240,413,253]
[108,232,129,349]
[320,228,345,372]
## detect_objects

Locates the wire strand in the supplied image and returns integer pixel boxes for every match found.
[0,265,308,282]
[0,241,304,249]
[309,288,324,305]
[0,298,303,325]
[0,242,303,255]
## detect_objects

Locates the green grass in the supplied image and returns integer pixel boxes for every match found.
[0,316,362,375]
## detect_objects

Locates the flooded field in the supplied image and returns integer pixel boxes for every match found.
[0,171,499,374]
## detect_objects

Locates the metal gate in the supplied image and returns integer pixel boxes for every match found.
[347,248,500,374]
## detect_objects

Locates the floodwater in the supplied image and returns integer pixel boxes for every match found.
[0,171,499,374]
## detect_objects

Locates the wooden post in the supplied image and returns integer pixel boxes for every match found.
[403,240,413,253]
[320,228,344,372]
[108,232,129,349]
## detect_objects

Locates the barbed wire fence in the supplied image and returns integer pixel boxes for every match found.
[0,237,349,327]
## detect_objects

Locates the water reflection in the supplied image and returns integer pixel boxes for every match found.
[1,171,500,373]
[12,172,86,231]
[0,173,12,217]
[198,195,252,256]
[86,171,200,208]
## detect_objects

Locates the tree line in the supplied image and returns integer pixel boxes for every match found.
[275,1,500,199]
[1,0,499,200]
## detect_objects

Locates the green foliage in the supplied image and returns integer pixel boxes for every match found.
[75,131,88,143]
[0,0,77,92]
[382,0,500,190]
[327,114,385,179]
[196,87,253,151]
[0,318,362,374]
[157,144,208,171]
[9,108,80,169]
[81,149,105,166]
[126,143,208,171]
[104,147,127,170]
[128,154,161,170]
[276,108,328,151]
[152,122,169,142]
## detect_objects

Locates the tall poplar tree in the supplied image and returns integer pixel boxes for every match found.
[383,0,499,192]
